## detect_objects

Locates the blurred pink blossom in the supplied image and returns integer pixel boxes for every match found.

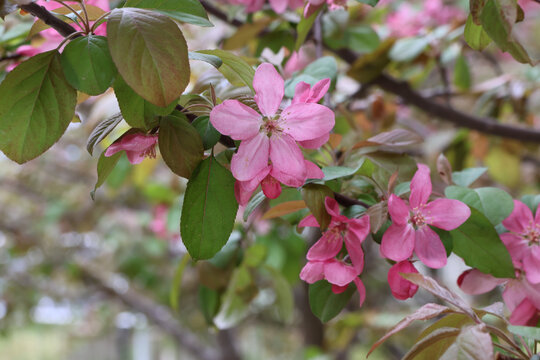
[105,133,158,165]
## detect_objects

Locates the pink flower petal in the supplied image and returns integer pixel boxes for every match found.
[332,284,348,294]
[509,299,539,326]
[344,231,365,273]
[268,0,288,13]
[299,133,329,149]
[261,175,282,199]
[409,164,432,209]
[300,261,325,283]
[269,134,306,186]
[380,223,415,262]
[423,198,471,231]
[414,225,447,268]
[354,278,367,306]
[125,151,146,164]
[307,230,343,261]
[346,216,371,244]
[235,181,255,206]
[280,103,335,141]
[388,261,419,300]
[239,166,271,193]
[388,194,409,225]
[299,214,320,228]
[324,260,358,287]
[210,100,262,140]
[291,81,311,104]
[308,78,331,103]
[523,246,540,284]
[231,132,270,181]
[457,269,505,295]
[105,133,157,164]
[324,197,341,218]
[535,206,540,225]
[253,63,284,117]
[500,232,528,268]
[304,160,324,179]
[502,200,534,234]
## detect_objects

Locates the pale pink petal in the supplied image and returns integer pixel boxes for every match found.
[503,279,529,312]
[324,197,342,218]
[523,247,540,284]
[231,133,270,181]
[353,278,367,306]
[300,261,325,283]
[414,226,447,268]
[423,198,471,231]
[388,194,409,225]
[307,78,330,103]
[380,223,415,262]
[253,63,284,117]
[500,232,529,267]
[261,175,282,199]
[125,151,146,164]
[235,181,255,206]
[299,133,329,149]
[503,200,534,234]
[388,261,419,300]
[409,164,432,208]
[344,230,365,273]
[269,0,288,12]
[239,166,271,192]
[245,0,265,12]
[535,207,540,225]
[509,299,539,326]
[324,261,358,287]
[291,81,311,104]
[306,231,343,261]
[298,214,320,228]
[209,100,262,140]
[304,160,324,179]
[457,269,505,295]
[280,103,335,141]
[269,134,306,186]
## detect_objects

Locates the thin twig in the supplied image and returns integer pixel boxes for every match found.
[19,2,78,37]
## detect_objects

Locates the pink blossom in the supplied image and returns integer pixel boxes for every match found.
[304,0,347,18]
[387,260,419,300]
[150,204,170,239]
[300,258,367,306]
[380,164,471,269]
[458,268,540,326]
[210,63,334,188]
[299,197,370,273]
[283,44,316,78]
[500,200,540,284]
[105,133,158,165]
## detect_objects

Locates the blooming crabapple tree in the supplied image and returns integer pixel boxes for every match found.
[0,0,540,358]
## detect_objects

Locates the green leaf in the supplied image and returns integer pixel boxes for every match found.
[470,0,487,25]
[321,166,359,181]
[452,167,487,187]
[521,194,540,213]
[301,184,334,230]
[265,266,294,323]
[188,51,222,68]
[454,54,471,91]
[507,325,540,341]
[158,114,204,178]
[170,254,190,311]
[192,116,221,150]
[389,37,429,62]
[243,191,266,221]
[124,0,212,27]
[91,151,123,199]
[347,38,394,83]
[449,208,514,278]
[86,113,123,155]
[60,35,117,96]
[284,56,337,97]
[295,7,321,50]
[181,156,239,260]
[0,50,77,164]
[445,186,514,225]
[197,49,255,93]
[113,75,176,130]
[107,8,190,107]
[309,280,355,323]
[464,15,492,51]
[198,285,220,325]
[355,0,379,5]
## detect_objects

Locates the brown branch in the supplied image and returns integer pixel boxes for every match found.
[19,2,78,37]
[333,192,370,208]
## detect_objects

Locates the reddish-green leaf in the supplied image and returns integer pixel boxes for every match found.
[301,184,334,230]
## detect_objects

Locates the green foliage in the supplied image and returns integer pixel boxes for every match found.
[60,35,116,96]
[124,0,212,27]
[284,56,337,97]
[301,184,334,230]
[295,7,321,50]
[107,8,190,107]
[86,113,123,155]
[389,37,429,62]
[309,281,356,323]
[192,116,221,150]
[464,15,491,51]
[0,50,76,163]
[91,151,123,199]
[180,156,238,260]
[451,167,487,187]
[197,49,255,92]
[453,54,471,91]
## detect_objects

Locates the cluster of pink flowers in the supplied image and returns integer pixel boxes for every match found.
[210,63,335,205]
[299,197,370,304]
[382,0,465,37]
[459,201,540,325]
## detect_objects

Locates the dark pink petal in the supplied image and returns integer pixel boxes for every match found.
[324,197,341,218]
[307,78,331,103]
[306,230,342,261]
[261,175,282,199]
[503,200,534,234]
[388,261,419,300]
[346,215,370,244]
[280,103,335,141]
[209,100,262,140]
[304,160,324,179]
[324,260,358,287]
[344,230,365,273]
[388,194,409,225]
[409,164,432,209]
[239,166,271,193]
[523,246,540,284]
[105,133,158,153]
[457,269,505,295]
[353,278,367,306]
[331,284,348,294]
[291,81,311,104]
[253,63,284,117]
[414,225,447,268]
[269,134,306,186]
[125,150,147,164]
[423,198,471,231]
[380,223,415,262]
[500,232,528,268]
[300,261,325,283]
[509,299,539,326]
[235,181,255,206]
[299,133,329,149]
[231,133,270,181]
[298,214,320,228]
